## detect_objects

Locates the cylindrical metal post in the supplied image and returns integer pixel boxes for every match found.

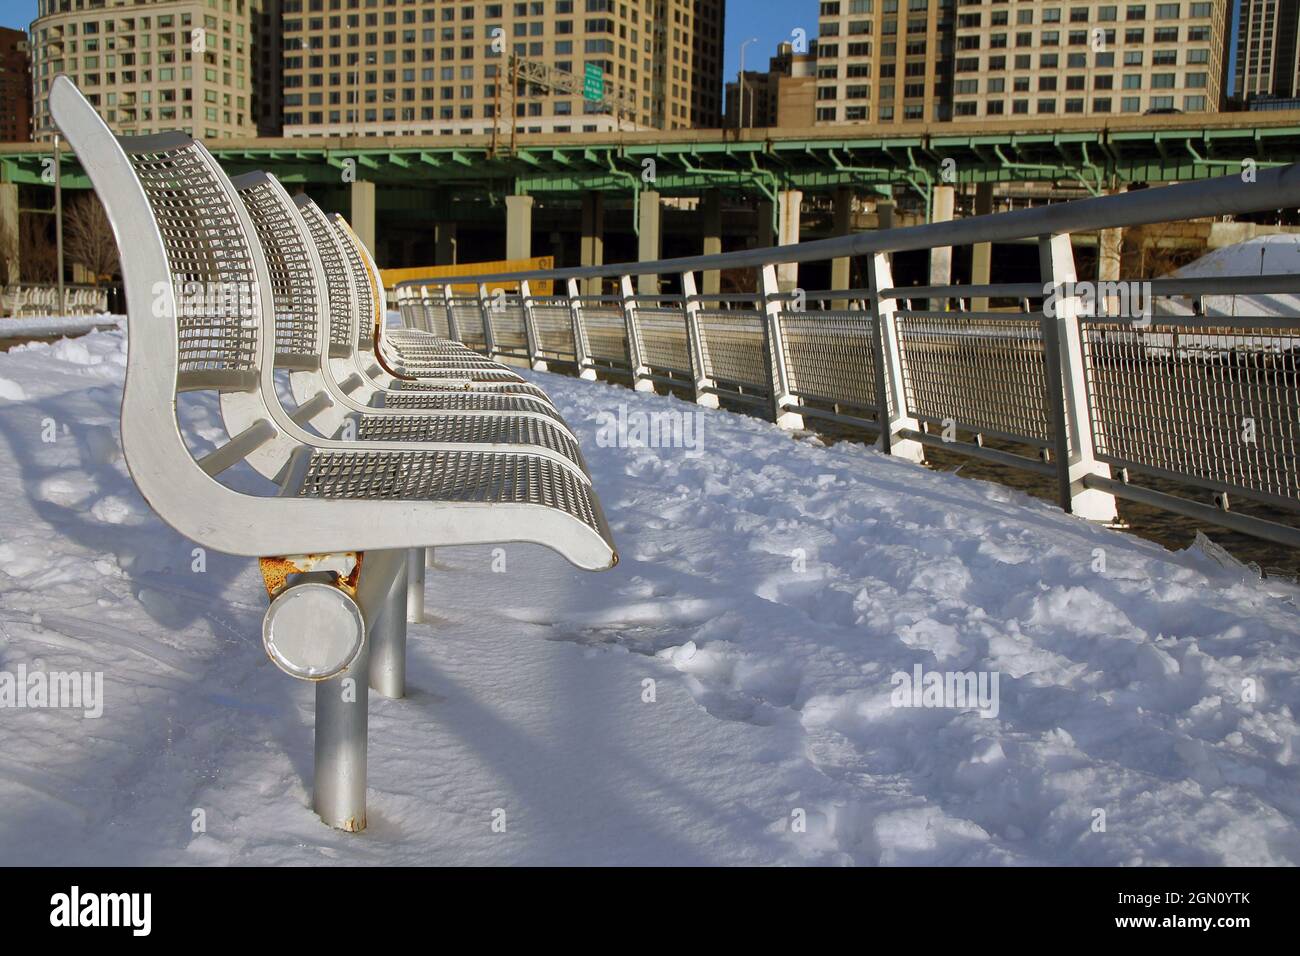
[369,569,408,699]
[406,547,425,624]
[314,639,370,832]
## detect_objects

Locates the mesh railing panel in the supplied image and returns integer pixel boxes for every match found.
[697,309,768,390]
[896,313,1054,446]
[530,300,576,357]
[129,143,260,372]
[236,179,319,359]
[422,299,450,337]
[486,298,528,352]
[1082,319,1300,504]
[636,306,691,375]
[779,309,879,410]
[450,299,485,348]
[582,307,629,364]
[296,200,355,351]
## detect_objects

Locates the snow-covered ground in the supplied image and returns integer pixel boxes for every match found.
[1,324,1298,866]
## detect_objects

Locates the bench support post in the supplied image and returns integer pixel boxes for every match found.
[368,555,408,699]
[406,547,425,623]
[314,642,370,831]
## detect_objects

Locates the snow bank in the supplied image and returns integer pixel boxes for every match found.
[0,326,1297,865]
[0,314,123,340]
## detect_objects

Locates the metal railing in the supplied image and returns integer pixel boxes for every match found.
[396,164,1300,549]
[2,283,109,317]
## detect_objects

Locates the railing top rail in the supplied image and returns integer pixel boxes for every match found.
[396,164,1300,289]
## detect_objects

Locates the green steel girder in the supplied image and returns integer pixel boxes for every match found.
[6,120,1300,198]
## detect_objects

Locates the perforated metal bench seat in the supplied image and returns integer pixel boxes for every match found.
[390,363,527,382]
[391,379,551,400]
[281,447,613,553]
[373,389,568,424]
[356,412,585,470]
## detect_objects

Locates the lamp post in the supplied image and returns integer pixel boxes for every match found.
[351,52,376,137]
[738,36,758,130]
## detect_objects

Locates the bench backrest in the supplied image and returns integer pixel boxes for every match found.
[231,171,327,372]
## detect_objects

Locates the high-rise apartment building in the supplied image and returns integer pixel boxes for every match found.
[1235,0,1300,103]
[29,0,280,142]
[948,0,1228,121]
[0,27,33,141]
[279,0,724,138]
[813,0,957,125]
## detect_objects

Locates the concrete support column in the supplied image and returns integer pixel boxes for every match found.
[435,220,457,265]
[971,183,994,311]
[876,196,895,230]
[776,188,802,291]
[0,182,17,285]
[701,189,722,295]
[349,180,376,257]
[830,186,854,293]
[505,194,534,261]
[928,185,956,298]
[637,190,661,295]
[580,191,604,296]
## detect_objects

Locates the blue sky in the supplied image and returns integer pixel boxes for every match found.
[1,0,814,78]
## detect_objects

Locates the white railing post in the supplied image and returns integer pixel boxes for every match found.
[477,281,497,358]
[866,252,925,463]
[758,263,804,429]
[567,276,597,380]
[442,284,460,341]
[1039,233,1118,522]
[620,273,654,392]
[519,278,547,371]
[680,271,719,408]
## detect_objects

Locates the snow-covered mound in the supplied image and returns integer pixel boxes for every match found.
[1167,234,1300,317]
[0,327,1298,865]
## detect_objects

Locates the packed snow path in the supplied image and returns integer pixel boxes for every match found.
[1,326,1298,865]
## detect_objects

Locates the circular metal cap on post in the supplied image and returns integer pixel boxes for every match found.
[263,582,365,681]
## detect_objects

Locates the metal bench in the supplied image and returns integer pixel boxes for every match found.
[50,75,617,832]
[230,171,586,471]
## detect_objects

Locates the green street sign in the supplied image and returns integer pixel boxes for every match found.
[583,63,604,102]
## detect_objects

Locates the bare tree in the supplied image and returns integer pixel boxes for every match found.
[19,214,57,283]
[63,193,120,281]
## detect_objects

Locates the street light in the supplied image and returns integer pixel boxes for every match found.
[351,52,377,137]
[738,36,758,130]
